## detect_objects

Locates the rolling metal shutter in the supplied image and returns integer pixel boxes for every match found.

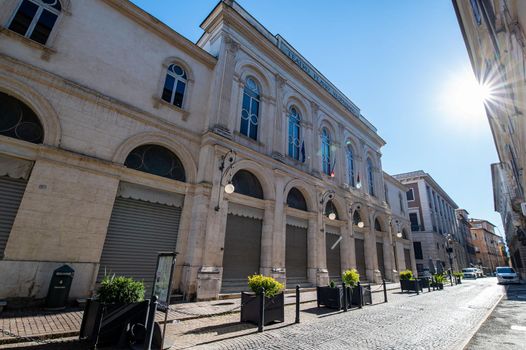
[0,176,27,259]
[325,232,342,280]
[404,248,412,271]
[355,238,366,279]
[285,224,308,279]
[376,242,385,278]
[222,214,262,292]
[97,197,181,294]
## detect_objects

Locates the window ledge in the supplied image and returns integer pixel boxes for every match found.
[153,97,190,121]
[0,27,56,61]
[233,131,265,147]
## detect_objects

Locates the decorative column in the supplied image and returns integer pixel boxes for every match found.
[272,75,287,160]
[270,173,286,284]
[383,219,396,282]
[310,102,322,176]
[364,209,379,282]
[260,201,276,277]
[316,209,328,286]
[343,210,356,270]
[307,214,318,285]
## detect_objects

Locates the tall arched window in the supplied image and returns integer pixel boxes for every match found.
[240,77,260,140]
[0,91,44,144]
[162,64,187,108]
[374,218,383,232]
[8,0,61,45]
[124,144,186,182]
[286,187,307,211]
[288,106,301,160]
[367,157,375,196]
[231,170,264,199]
[321,128,332,175]
[324,200,339,220]
[346,144,355,187]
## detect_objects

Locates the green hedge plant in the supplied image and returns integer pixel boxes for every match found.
[328,280,337,288]
[247,274,284,298]
[342,269,360,287]
[399,269,413,280]
[453,271,463,279]
[97,275,145,304]
[433,274,446,284]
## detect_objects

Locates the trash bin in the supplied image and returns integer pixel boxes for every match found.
[46,265,75,310]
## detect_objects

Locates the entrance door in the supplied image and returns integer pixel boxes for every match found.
[221,214,262,293]
[285,224,308,287]
[0,176,27,259]
[355,238,366,279]
[326,232,342,281]
[98,197,181,294]
[377,242,385,278]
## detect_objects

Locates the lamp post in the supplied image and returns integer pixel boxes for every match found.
[445,233,454,285]
[214,150,237,211]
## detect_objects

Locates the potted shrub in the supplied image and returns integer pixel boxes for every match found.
[317,280,344,309]
[342,269,362,307]
[79,275,148,348]
[240,274,285,325]
[431,274,446,290]
[453,272,463,284]
[399,270,421,293]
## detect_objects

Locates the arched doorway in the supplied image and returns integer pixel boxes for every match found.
[98,144,186,293]
[353,210,366,278]
[325,200,342,282]
[0,92,43,258]
[285,187,310,288]
[375,218,386,278]
[221,170,264,293]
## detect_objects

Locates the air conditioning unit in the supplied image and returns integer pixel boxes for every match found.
[521,202,526,216]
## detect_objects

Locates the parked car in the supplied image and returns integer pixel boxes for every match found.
[495,267,520,284]
[462,268,478,279]
[476,268,484,278]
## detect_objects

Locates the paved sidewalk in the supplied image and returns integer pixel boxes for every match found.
[0,282,397,346]
[465,282,526,350]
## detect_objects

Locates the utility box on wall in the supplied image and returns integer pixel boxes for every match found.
[46,265,75,310]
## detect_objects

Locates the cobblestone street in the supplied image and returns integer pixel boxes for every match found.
[179,278,503,350]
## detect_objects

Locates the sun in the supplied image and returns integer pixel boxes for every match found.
[438,68,493,128]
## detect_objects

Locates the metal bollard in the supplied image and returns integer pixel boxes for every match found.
[295,285,300,324]
[415,279,419,295]
[357,282,363,308]
[382,279,387,303]
[143,295,158,350]
[342,282,348,312]
[258,287,265,333]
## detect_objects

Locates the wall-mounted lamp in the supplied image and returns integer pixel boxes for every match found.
[320,190,336,221]
[214,150,237,211]
[356,174,362,189]
[349,204,365,228]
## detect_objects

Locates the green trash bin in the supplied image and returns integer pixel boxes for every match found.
[45,265,75,310]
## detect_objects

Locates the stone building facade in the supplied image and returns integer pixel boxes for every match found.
[393,171,470,274]
[469,219,507,273]
[0,0,416,302]
[453,0,526,278]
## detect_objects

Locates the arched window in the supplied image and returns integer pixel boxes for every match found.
[288,106,302,161]
[286,187,307,211]
[8,0,61,45]
[162,64,187,108]
[374,218,383,232]
[353,210,362,226]
[401,229,408,239]
[240,77,260,140]
[124,144,186,182]
[324,200,339,220]
[321,128,332,175]
[0,91,44,144]
[231,170,263,199]
[346,144,355,186]
[367,157,375,196]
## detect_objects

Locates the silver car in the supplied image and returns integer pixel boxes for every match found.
[462,268,478,279]
[496,267,520,284]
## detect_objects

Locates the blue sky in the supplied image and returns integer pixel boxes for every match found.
[130,0,503,236]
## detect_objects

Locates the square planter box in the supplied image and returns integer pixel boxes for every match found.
[400,279,422,293]
[79,299,149,348]
[419,278,430,289]
[317,286,343,309]
[355,284,373,306]
[240,292,284,326]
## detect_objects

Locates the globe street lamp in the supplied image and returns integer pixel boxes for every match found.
[214,150,237,211]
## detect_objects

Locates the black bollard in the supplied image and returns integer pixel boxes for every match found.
[143,295,158,350]
[382,279,387,303]
[342,282,348,312]
[295,285,300,324]
[357,282,363,308]
[415,279,419,295]
[258,287,265,333]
